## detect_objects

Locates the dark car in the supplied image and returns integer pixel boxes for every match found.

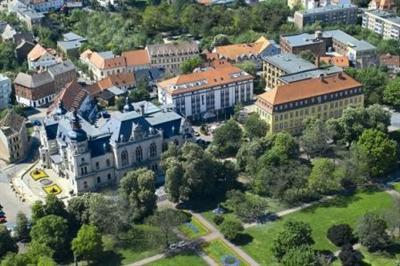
[0,217,7,224]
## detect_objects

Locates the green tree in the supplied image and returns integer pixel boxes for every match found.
[356,213,390,251]
[271,220,314,261]
[235,60,257,76]
[300,119,331,158]
[220,219,244,241]
[14,212,30,242]
[339,244,364,266]
[164,159,184,203]
[119,168,157,222]
[30,215,69,261]
[181,56,203,74]
[327,224,355,247]
[147,209,188,248]
[353,129,397,179]
[308,158,344,195]
[383,78,400,110]
[87,193,122,234]
[24,241,55,265]
[244,113,268,140]
[0,225,17,259]
[37,256,57,266]
[298,50,315,64]
[281,245,318,266]
[211,119,243,157]
[72,225,103,263]
[211,34,231,47]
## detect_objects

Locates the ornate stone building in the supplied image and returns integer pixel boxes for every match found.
[39,100,192,193]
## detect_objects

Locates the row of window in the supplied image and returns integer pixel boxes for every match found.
[120,143,157,167]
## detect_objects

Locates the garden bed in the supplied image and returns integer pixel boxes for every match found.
[178,216,210,239]
[203,239,249,266]
[43,184,62,195]
[30,169,48,181]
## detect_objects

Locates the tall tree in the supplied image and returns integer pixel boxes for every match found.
[383,78,400,110]
[119,168,157,222]
[164,159,184,203]
[356,213,391,251]
[281,245,318,266]
[244,113,268,140]
[211,119,243,157]
[300,119,331,158]
[72,225,103,263]
[308,158,344,195]
[0,225,17,259]
[181,56,203,74]
[14,212,30,242]
[30,215,69,261]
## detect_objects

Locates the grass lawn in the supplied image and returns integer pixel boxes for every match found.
[179,215,210,239]
[241,190,394,266]
[120,248,161,265]
[148,254,207,266]
[204,239,250,266]
[393,183,400,193]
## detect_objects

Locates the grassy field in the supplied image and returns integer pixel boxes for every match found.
[241,190,395,266]
[179,215,210,239]
[148,254,207,266]
[204,239,250,266]
[393,182,400,193]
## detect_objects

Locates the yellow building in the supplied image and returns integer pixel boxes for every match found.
[288,0,301,9]
[256,72,364,134]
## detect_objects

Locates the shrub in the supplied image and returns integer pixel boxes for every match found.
[213,215,224,225]
[220,219,243,241]
[327,224,355,247]
[339,244,364,266]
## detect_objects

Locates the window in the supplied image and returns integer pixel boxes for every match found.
[150,143,157,158]
[106,159,110,167]
[121,150,129,166]
[96,162,100,170]
[83,181,88,189]
[97,176,101,183]
[136,146,143,162]
[107,174,111,180]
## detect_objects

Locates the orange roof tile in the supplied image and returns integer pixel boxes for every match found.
[81,50,126,70]
[158,66,253,96]
[214,37,271,61]
[319,56,350,68]
[257,73,361,106]
[380,54,400,66]
[97,72,135,90]
[27,44,48,61]
[122,49,150,67]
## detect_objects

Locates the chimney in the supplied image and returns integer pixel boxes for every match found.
[315,56,320,68]
[140,104,145,116]
[319,74,325,82]
[315,30,322,40]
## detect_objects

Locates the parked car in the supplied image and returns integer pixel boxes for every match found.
[0,217,7,224]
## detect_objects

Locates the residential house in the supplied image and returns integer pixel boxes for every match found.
[262,53,317,90]
[8,0,44,30]
[38,100,192,193]
[255,72,363,134]
[146,41,199,74]
[212,37,280,69]
[380,54,400,74]
[15,40,35,62]
[27,44,58,70]
[80,50,127,81]
[0,75,11,110]
[121,49,151,73]
[0,110,28,163]
[294,4,358,29]
[97,72,135,91]
[57,32,87,58]
[158,66,254,120]
[47,60,77,92]
[14,72,55,107]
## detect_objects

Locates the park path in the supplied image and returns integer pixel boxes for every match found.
[244,195,334,229]
[127,254,166,266]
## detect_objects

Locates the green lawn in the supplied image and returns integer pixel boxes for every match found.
[148,254,207,266]
[241,191,395,266]
[120,248,162,265]
[179,216,210,239]
[393,183,400,193]
[204,239,250,266]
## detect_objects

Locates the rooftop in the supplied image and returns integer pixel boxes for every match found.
[298,4,357,15]
[146,41,199,56]
[47,60,76,77]
[121,49,151,67]
[214,36,273,60]
[264,53,317,74]
[158,66,253,95]
[14,72,53,88]
[279,66,343,84]
[258,72,362,106]
[364,9,400,24]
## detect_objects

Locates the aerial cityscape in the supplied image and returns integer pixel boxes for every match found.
[1,0,400,265]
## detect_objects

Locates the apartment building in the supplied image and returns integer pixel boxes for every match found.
[294,4,358,29]
[0,75,11,110]
[27,44,58,70]
[280,30,378,68]
[8,0,44,30]
[157,66,254,120]
[255,72,363,134]
[362,10,400,40]
[368,0,395,10]
[0,110,28,163]
[262,53,317,90]
[146,41,199,74]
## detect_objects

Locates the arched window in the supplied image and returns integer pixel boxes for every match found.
[136,146,143,162]
[174,139,179,146]
[121,150,129,166]
[150,143,157,158]
[97,176,101,183]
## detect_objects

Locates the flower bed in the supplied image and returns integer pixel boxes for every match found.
[43,184,62,195]
[30,169,48,181]
[178,216,209,239]
[203,239,249,266]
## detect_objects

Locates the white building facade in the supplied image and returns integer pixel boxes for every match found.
[362,10,400,40]
[0,75,11,110]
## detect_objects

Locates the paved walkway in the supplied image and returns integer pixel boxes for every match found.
[127,254,165,266]
[244,195,334,229]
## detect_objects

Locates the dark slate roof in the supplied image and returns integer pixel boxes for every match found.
[88,136,111,157]
[0,110,26,136]
[134,68,166,82]
[44,121,58,140]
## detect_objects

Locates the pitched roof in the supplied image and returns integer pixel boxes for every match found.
[122,49,150,67]
[158,66,253,96]
[97,72,135,90]
[27,43,48,61]
[146,41,199,56]
[80,50,126,70]
[0,110,26,136]
[50,81,89,113]
[380,54,400,66]
[14,72,53,88]
[257,73,362,106]
[214,37,271,60]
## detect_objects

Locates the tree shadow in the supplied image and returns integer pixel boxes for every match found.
[232,233,254,246]
[300,194,362,214]
[98,250,123,266]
